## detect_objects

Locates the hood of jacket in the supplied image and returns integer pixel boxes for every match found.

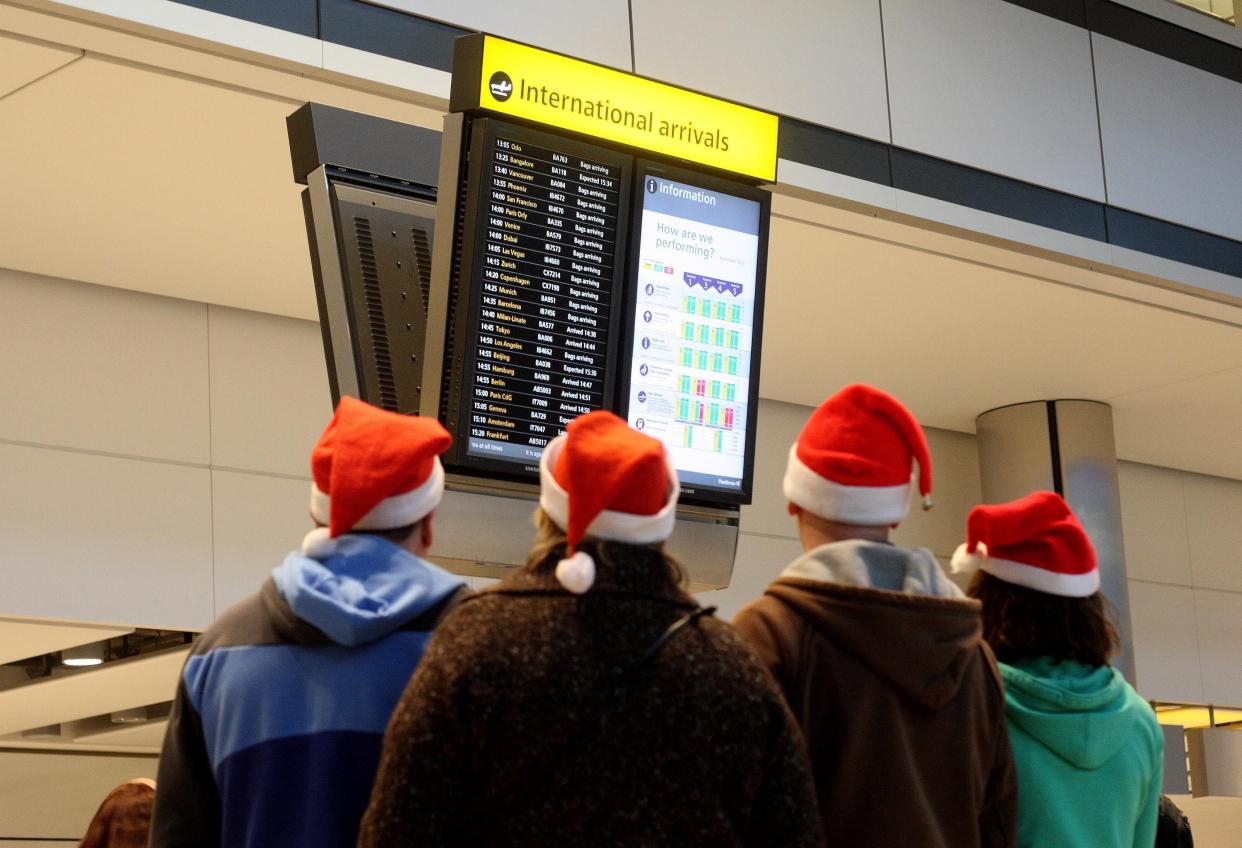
[782,539,964,599]
[767,541,983,709]
[272,533,465,647]
[1001,657,1140,770]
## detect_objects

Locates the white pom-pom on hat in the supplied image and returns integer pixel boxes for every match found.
[951,541,988,575]
[301,527,336,560]
[555,550,596,594]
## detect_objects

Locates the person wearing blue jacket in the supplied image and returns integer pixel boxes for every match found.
[954,491,1163,848]
[149,397,468,848]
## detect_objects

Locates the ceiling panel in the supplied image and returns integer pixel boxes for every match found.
[74,717,169,749]
[0,647,188,736]
[0,55,319,319]
[0,618,133,667]
[0,31,80,98]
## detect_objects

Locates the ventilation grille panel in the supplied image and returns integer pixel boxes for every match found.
[353,215,399,410]
[411,226,433,319]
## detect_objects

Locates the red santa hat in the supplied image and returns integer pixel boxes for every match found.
[950,491,1099,597]
[302,397,451,557]
[539,411,679,594]
[783,383,933,526]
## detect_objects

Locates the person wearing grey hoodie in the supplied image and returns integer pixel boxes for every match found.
[734,384,1017,848]
[150,398,468,848]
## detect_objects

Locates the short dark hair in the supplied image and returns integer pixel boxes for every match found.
[365,522,420,546]
[314,521,420,546]
[967,570,1119,668]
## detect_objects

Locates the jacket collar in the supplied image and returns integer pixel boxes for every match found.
[494,559,695,607]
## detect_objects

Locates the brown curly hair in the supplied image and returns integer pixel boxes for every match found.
[79,780,154,848]
[967,570,1119,667]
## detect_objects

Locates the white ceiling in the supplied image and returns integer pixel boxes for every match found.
[761,199,1242,478]
[0,12,446,320]
[74,716,169,748]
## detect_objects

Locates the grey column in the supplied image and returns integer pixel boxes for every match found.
[975,401,1135,683]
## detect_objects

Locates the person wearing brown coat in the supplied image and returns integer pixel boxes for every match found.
[359,411,823,847]
[733,384,1017,847]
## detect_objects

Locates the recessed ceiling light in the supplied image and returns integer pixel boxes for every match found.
[61,643,106,667]
[111,707,149,725]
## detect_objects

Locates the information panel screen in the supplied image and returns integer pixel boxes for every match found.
[447,118,631,477]
[622,163,769,504]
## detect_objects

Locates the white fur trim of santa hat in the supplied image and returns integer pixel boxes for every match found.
[538,434,680,547]
[783,445,913,526]
[950,541,1100,597]
[309,458,445,532]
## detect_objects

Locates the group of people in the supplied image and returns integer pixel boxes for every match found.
[141,384,1166,847]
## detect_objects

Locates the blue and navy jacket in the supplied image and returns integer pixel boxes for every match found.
[150,535,467,848]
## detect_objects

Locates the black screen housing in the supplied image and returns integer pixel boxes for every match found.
[440,118,632,479]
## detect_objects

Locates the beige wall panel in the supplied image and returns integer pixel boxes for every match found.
[632,0,890,141]
[0,269,209,463]
[702,532,804,622]
[212,470,314,615]
[0,32,80,99]
[1112,367,1242,482]
[1165,795,1242,848]
[1117,462,1193,586]
[1183,473,1242,593]
[0,57,318,321]
[883,0,1105,199]
[368,0,632,69]
[1193,589,1242,706]
[892,428,981,559]
[208,306,330,478]
[1128,580,1204,703]
[1094,34,1242,241]
[0,751,156,841]
[739,399,810,540]
[0,443,213,629]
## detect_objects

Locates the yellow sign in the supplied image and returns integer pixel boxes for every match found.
[453,35,778,182]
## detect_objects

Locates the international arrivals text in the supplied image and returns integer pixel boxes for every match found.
[516,79,730,152]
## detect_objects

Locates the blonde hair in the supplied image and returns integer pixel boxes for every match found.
[524,509,685,585]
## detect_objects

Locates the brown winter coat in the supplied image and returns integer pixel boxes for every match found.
[734,541,1018,848]
[359,557,824,847]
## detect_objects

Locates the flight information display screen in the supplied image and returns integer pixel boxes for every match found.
[451,119,631,476]
[622,164,768,502]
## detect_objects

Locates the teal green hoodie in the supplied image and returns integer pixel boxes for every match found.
[1001,657,1162,848]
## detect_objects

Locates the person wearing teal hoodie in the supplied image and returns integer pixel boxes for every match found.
[954,491,1163,848]
[150,398,468,848]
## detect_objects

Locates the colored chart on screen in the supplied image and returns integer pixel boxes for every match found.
[626,173,760,495]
